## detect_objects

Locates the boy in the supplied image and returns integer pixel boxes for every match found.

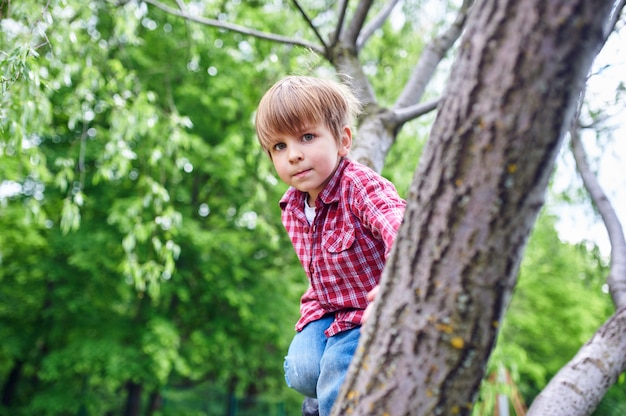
[255,76,406,416]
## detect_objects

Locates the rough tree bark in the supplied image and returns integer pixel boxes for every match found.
[333,1,620,415]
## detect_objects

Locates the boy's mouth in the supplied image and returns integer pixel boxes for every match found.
[294,168,312,178]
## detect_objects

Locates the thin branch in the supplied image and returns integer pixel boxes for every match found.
[141,0,324,54]
[342,0,374,45]
[357,0,401,50]
[392,97,439,125]
[291,0,328,50]
[332,0,350,47]
[578,112,613,129]
[570,125,626,310]
[393,0,474,111]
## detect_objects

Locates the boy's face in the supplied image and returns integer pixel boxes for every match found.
[268,122,351,204]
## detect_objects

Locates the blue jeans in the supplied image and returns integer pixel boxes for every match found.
[284,315,360,416]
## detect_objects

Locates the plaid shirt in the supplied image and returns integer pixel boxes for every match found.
[280,158,406,337]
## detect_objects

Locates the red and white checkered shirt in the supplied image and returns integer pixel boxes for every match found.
[280,158,406,337]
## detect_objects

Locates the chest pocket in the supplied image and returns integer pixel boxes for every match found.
[322,226,355,253]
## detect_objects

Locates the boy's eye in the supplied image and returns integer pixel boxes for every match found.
[273,142,286,151]
[302,133,314,142]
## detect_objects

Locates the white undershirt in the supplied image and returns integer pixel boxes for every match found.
[304,198,316,224]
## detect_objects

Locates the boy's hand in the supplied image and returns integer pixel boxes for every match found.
[362,285,380,324]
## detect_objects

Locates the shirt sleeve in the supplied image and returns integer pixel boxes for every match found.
[350,173,406,258]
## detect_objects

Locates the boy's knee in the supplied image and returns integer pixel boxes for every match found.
[284,355,319,398]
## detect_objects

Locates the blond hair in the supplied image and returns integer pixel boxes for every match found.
[255,76,361,153]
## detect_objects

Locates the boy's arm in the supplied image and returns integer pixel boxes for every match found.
[352,176,405,324]
[353,179,406,258]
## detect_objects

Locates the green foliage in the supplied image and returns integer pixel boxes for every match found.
[1,0,303,413]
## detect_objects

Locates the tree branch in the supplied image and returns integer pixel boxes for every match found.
[527,307,626,415]
[332,0,350,47]
[342,0,373,45]
[393,0,473,111]
[357,0,401,50]
[570,126,626,309]
[291,0,328,51]
[392,97,439,124]
[141,0,324,54]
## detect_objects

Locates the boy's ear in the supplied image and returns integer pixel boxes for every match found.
[339,126,352,156]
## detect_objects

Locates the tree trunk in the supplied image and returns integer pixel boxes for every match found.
[334,0,617,415]
[123,381,143,416]
[146,388,162,415]
[1,360,23,406]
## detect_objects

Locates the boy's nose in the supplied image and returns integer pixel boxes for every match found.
[288,146,304,162]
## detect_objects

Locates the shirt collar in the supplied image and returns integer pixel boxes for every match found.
[317,157,349,205]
